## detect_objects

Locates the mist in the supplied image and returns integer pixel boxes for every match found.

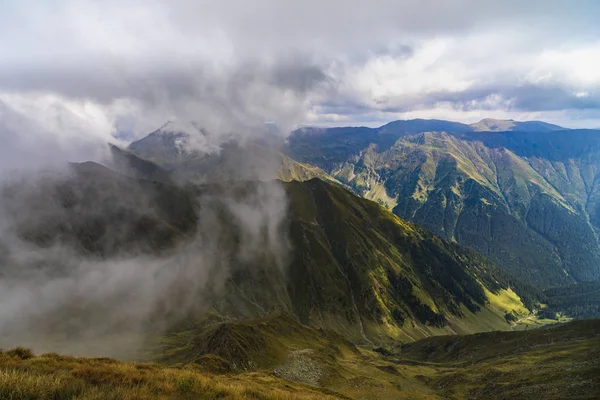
[0,154,290,358]
[0,0,330,359]
[1,0,598,358]
[0,35,306,357]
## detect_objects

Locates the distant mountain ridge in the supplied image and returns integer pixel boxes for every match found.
[127,124,341,186]
[470,118,565,132]
[286,119,600,289]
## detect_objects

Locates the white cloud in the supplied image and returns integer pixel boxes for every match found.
[530,44,600,86]
[321,34,600,126]
[0,0,599,147]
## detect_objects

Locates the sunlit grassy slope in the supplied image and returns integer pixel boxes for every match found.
[1,318,598,400]
[0,349,340,400]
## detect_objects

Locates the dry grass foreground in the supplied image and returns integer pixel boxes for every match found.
[0,319,598,399]
[0,348,343,400]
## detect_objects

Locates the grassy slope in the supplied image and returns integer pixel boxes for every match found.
[1,319,597,400]
[0,349,342,400]
[9,162,541,345]
[278,155,343,186]
[282,178,543,342]
[396,319,600,399]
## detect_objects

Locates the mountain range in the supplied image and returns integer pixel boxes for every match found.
[285,119,600,288]
[2,117,599,398]
[5,160,540,345]
[127,118,600,288]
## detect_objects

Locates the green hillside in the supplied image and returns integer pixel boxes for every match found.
[0,318,597,400]
[278,178,541,341]
[6,162,542,344]
[395,319,600,399]
[2,149,597,399]
[287,123,600,287]
[542,280,600,320]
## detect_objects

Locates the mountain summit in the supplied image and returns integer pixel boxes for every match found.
[470,118,565,132]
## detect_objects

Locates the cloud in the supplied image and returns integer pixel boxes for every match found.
[0,0,599,359]
[0,166,289,357]
[0,93,121,171]
[321,34,600,127]
[1,0,600,148]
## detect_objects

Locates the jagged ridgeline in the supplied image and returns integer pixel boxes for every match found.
[5,160,541,344]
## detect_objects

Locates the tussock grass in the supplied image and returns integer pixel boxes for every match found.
[0,350,341,399]
[0,320,598,400]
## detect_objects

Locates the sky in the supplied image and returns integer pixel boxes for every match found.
[0,0,599,154]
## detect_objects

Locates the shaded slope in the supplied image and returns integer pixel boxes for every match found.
[108,144,173,184]
[2,162,196,257]
[542,280,600,319]
[399,318,599,363]
[395,319,600,399]
[158,313,357,375]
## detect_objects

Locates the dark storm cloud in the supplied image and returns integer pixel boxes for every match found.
[0,61,328,106]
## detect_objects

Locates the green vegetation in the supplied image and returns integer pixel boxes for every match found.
[395,319,600,399]
[281,178,543,341]
[1,319,597,399]
[542,280,600,320]
[287,124,600,288]
[0,348,341,399]
[11,162,542,343]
